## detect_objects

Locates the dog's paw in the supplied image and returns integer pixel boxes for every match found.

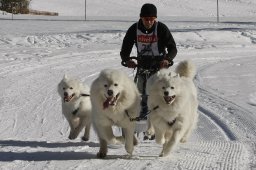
[125,146,134,156]
[97,151,107,159]
[156,137,165,145]
[159,152,164,157]
[180,138,187,143]
[145,129,155,136]
[68,134,76,140]
[133,136,138,146]
[143,133,155,140]
[123,153,133,159]
[115,136,125,144]
[109,137,124,145]
[81,136,89,141]
[159,151,169,157]
[68,131,79,140]
[159,153,168,157]
[68,134,77,140]
[143,130,155,140]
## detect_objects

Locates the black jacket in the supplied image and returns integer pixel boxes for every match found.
[120,19,177,64]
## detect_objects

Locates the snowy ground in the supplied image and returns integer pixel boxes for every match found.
[0,0,256,169]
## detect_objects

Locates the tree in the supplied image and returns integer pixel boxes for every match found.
[0,0,30,14]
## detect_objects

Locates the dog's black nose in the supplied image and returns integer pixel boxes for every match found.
[64,92,68,96]
[164,91,169,96]
[107,90,113,96]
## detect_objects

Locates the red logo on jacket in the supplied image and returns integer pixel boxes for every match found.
[138,35,158,43]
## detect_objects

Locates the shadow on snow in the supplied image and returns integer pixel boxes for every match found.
[0,140,99,161]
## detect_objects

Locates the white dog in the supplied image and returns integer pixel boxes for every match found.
[146,60,198,157]
[90,69,140,158]
[58,75,91,141]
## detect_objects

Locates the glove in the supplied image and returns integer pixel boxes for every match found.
[159,59,169,69]
[126,60,137,68]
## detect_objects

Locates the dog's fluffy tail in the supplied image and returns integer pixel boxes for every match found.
[175,60,196,79]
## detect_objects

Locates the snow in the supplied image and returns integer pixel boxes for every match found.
[0,0,256,169]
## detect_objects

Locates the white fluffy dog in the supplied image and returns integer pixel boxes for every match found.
[90,69,140,158]
[146,60,198,157]
[58,75,91,141]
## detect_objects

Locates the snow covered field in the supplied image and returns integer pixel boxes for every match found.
[0,0,256,169]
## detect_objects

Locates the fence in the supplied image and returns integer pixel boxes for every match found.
[0,0,255,23]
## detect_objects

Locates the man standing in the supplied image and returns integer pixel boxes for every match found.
[120,3,177,120]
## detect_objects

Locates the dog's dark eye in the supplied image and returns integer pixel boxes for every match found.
[162,87,165,90]
[171,86,174,89]
[70,87,73,89]
[63,87,66,90]
[104,84,108,87]
[114,83,118,86]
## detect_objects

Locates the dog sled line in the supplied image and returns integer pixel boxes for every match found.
[125,105,159,122]
[125,105,177,130]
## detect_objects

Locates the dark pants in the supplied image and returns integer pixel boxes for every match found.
[135,69,156,116]
[137,74,148,115]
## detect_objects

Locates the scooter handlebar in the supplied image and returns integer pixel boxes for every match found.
[121,56,173,68]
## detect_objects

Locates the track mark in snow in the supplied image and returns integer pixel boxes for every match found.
[198,105,237,141]
[175,141,249,170]
[196,59,256,141]
[195,112,228,141]
[248,92,256,106]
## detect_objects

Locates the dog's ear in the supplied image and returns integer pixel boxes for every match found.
[174,73,180,78]
[167,71,177,77]
[156,71,161,77]
[63,74,68,80]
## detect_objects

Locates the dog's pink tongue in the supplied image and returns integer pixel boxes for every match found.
[103,98,111,109]
[64,96,69,102]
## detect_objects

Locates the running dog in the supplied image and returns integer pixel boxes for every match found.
[58,75,91,141]
[146,60,199,157]
[90,69,140,158]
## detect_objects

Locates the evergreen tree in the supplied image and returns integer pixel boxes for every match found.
[0,0,30,14]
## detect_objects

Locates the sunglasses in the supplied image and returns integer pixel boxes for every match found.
[142,17,156,22]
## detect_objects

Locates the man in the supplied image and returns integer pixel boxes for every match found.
[120,3,177,119]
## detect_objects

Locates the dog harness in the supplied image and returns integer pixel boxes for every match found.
[125,105,177,127]
[125,105,159,121]
[167,118,176,127]
[80,93,90,97]
[71,93,90,115]
[72,108,79,115]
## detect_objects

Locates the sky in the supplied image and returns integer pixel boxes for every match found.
[0,0,256,169]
